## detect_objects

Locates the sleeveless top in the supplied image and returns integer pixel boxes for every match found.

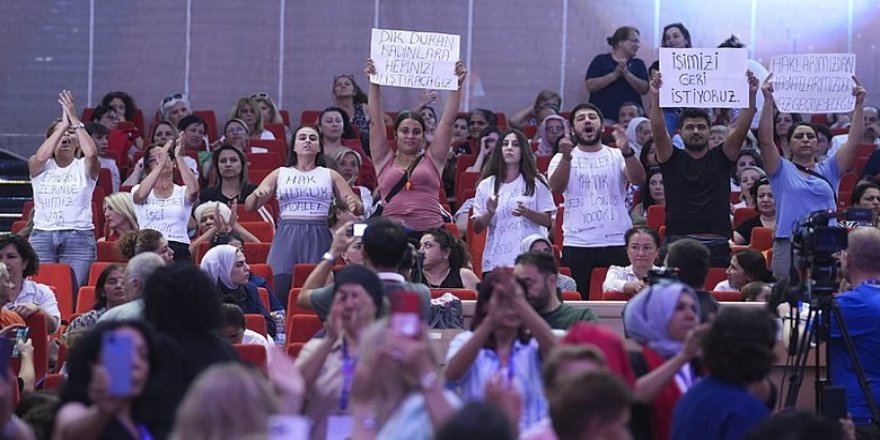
[276,167,333,219]
[420,268,464,289]
[378,155,442,231]
[132,184,193,244]
[32,158,96,231]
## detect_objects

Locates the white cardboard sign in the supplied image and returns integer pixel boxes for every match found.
[369,28,460,91]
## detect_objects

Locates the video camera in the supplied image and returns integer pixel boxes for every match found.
[790,210,848,301]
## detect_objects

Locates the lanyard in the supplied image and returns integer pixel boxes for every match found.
[339,337,357,411]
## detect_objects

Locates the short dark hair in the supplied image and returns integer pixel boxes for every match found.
[90,105,115,123]
[568,103,605,127]
[362,217,408,269]
[678,108,712,129]
[515,251,558,277]
[177,114,206,132]
[85,121,108,137]
[101,91,137,120]
[702,307,776,384]
[218,303,246,329]
[318,106,356,139]
[665,239,710,289]
[745,410,844,440]
[423,228,469,270]
[0,234,39,277]
[733,249,774,283]
[786,121,816,144]
[470,109,498,127]
[625,226,661,248]
[435,402,515,440]
[814,123,833,142]
[392,110,427,133]
[143,264,222,334]
[550,371,634,440]
[851,181,880,207]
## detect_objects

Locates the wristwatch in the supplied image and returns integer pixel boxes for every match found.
[71,122,86,130]
[321,252,335,264]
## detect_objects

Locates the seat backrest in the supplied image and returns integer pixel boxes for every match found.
[711,290,743,302]
[88,262,115,286]
[96,241,128,262]
[239,221,274,242]
[243,242,271,264]
[30,264,74,317]
[292,264,317,288]
[705,268,728,291]
[561,290,581,301]
[749,227,773,252]
[285,314,323,344]
[646,205,666,231]
[250,264,274,291]
[76,286,97,314]
[244,314,268,336]
[286,288,317,316]
[256,287,270,311]
[233,344,268,369]
[589,267,609,301]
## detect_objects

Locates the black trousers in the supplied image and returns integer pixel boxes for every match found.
[562,245,628,300]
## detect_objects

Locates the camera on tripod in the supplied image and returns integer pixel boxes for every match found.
[790,209,848,301]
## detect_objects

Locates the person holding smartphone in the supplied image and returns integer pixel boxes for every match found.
[54,321,158,440]
[445,267,558,432]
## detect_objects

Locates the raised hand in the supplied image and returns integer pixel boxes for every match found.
[418,89,438,108]
[746,70,759,97]
[853,76,866,105]
[364,58,377,77]
[611,124,629,150]
[558,135,574,160]
[454,61,468,87]
[173,132,184,158]
[649,73,664,96]
[761,73,775,98]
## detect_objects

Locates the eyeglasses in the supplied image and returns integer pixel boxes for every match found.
[162,93,184,105]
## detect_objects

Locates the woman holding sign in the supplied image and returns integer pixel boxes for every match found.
[132,134,200,262]
[758,73,866,278]
[364,57,467,238]
[29,90,100,290]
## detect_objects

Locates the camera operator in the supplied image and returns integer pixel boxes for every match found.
[834,227,880,438]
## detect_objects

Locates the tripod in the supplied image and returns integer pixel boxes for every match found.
[781,289,880,427]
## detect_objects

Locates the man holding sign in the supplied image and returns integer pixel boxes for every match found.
[649,67,759,268]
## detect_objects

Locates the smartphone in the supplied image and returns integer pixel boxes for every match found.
[348,222,367,237]
[390,291,422,338]
[102,331,134,396]
[11,327,28,357]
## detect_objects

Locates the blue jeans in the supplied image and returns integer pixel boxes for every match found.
[29,229,96,290]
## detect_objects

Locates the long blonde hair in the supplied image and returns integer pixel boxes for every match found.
[104,192,139,231]
[170,364,279,440]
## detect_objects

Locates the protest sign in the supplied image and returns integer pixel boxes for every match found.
[369,28,460,91]
[659,48,749,108]
[769,53,855,114]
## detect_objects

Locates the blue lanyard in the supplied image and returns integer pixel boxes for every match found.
[339,337,357,411]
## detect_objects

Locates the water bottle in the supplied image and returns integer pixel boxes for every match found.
[271,310,286,346]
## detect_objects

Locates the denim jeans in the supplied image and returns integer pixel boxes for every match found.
[29,229,96,290]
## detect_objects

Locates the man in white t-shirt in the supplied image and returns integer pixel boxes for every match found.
[827,106,880,157]
[548,103,645,299]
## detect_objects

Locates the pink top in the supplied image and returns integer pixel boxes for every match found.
[377,155,443,231]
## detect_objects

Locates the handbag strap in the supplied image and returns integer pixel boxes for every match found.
[792,161,838,205]
[384,153,424,203]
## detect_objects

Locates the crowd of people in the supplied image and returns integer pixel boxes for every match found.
[4,20,880,440]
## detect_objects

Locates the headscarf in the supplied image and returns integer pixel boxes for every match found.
[194,201,232,225]
[536,114,570,157]
[622,281,700,359]
[200,244,239,290]
[520,234,552,254]
[333,265,385,316]
[624,116,649,157]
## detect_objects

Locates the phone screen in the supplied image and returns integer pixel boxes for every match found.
[102,331,134,396]
[11,327,28,357]
[390,291,422,338]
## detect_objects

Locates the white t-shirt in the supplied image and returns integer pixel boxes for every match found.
[31,158,96,231]
[277,167,333,218]
[132,184,194,243]
[132,156,200,180]
[472,175,555,272]
[98,156,120,193]
[5,281,61,327]
[547,146,632,247]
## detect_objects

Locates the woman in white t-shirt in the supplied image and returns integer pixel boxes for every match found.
[472,129,555,274]
[28,90,99,289]
[132,134,200,262]
[245,126,363,306]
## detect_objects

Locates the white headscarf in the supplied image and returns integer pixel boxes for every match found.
[624,117,649,157]
[200,244,239,289]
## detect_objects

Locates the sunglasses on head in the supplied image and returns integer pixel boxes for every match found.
[250,92,269,99]
[162,93,184,105]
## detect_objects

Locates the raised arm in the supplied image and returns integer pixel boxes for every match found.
[133,140,173,205]
[507,104,536,130]
[835,77,867,173]
[648,74,675,164]
[547,136,574,193]
[297,225,355,309]
[612,125,645,185]
[60,90,100,180]
[174,133,200,204]
[426,62,468,169]
[497,270,557,357]
[721,71,759,161]
[244,169,279,212]
[634,323,708,403]
[757,74,782,175]
[445,317,493,381]
[28,93,70,178]
[364,59,393,172]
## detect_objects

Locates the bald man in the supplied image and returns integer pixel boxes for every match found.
[832,228,880,437]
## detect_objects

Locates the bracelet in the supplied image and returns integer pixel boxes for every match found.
[321,252,335,264]
[419,370,439,391]
[71,123,85,130]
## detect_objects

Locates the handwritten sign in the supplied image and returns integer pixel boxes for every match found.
[659,48,749,108]
[369,28,460,91]
[769,53,855,114]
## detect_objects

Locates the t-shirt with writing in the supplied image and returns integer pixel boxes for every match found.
[547,146,631,247]
[540,304,598,330]
[31,158,97,231]
[584,53,648,122]
[276,167,333,218]
[660,147,734,238]
[472,175,556,272]
[132,184,194,244]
